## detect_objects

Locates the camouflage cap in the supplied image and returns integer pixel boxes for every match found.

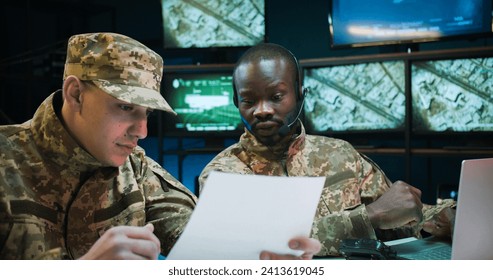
[63,32,176,114]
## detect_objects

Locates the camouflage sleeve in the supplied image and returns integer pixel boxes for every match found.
[313,166,456,256]
[141,156,197,256]
[198,147,252,193]
[34,248,70,260]
[422,199,456,225]
[357,153,424,241]
[312,204,377,256]
[311,151,390,257]
[359,154,456,239]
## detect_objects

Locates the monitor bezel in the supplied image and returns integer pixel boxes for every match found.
[159,63,244,138]
[161,0,267,51]
[300,53,409,139]
[300,47,493,148]
[328,0,493,49]
[409,48,493,139]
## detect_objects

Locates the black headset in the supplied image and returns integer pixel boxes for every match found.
[232,48,304,108]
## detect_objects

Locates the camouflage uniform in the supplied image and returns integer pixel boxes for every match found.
[0,33,197,259]
[0,91,196,259]
[199,123,454,256]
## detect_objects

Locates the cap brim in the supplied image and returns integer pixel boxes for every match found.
[93,80,176,115]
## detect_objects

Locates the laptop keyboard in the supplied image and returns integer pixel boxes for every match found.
[402,245,452,260]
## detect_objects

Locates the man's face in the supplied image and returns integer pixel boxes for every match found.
[74,83,151,167]
[234,57,298,146]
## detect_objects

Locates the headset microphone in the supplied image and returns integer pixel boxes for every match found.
[278,88,307,137]
[241,115,252,132]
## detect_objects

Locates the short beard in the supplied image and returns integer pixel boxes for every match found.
[258,135,278,147]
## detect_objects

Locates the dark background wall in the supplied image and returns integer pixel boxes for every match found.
[1,0,492,201]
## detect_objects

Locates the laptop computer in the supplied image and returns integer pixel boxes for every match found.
[390,158,493,260]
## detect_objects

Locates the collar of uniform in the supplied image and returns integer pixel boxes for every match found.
[31,90,105,172]
[239,121,307,160]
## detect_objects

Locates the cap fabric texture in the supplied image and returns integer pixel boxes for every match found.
[63,32,175,114]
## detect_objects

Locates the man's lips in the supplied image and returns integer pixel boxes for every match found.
[254,121,279,130]
[117,143,136,153]
[253,121,281,136]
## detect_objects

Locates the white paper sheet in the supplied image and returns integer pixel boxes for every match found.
[167,171,325,260]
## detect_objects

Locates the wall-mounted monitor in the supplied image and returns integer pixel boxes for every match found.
[302,60,406,134]
[411,56,493,133]
[329,0,492,48]
[161,65,243,137]
[161,0,265,49]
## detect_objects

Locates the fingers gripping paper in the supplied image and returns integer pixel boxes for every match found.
[167,171,325,260]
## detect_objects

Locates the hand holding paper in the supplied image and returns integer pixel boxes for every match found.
[167,171,325,260]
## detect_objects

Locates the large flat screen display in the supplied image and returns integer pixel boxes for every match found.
[412,56,493,132]
[161,68,243,136]
[329,0,492,48]
[303,60,406,133]
[161,0,265,49]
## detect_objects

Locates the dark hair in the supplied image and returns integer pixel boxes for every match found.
[233,43,301,107]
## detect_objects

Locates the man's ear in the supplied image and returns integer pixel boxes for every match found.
[62,75,83,109]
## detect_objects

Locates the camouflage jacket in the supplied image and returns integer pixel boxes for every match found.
[199,124,454,256]
[0,91,196,259]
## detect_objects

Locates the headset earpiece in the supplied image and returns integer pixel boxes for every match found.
[300,87,308,101]
[233,79,238,108]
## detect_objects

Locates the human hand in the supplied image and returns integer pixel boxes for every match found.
[422,207,456,238]
[79,224,161,260]
[259,237,321,260]
[366,180,423,230]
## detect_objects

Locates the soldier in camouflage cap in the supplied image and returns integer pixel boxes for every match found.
[0,32,196,260]
[199,43,456,257]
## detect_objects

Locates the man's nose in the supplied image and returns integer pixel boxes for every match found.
[129,117,148,140]
[253,100,274,119]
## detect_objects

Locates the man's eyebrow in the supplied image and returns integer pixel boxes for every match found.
[238,88,254,95]
[238,94,251,101]
[267,81,289,90]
